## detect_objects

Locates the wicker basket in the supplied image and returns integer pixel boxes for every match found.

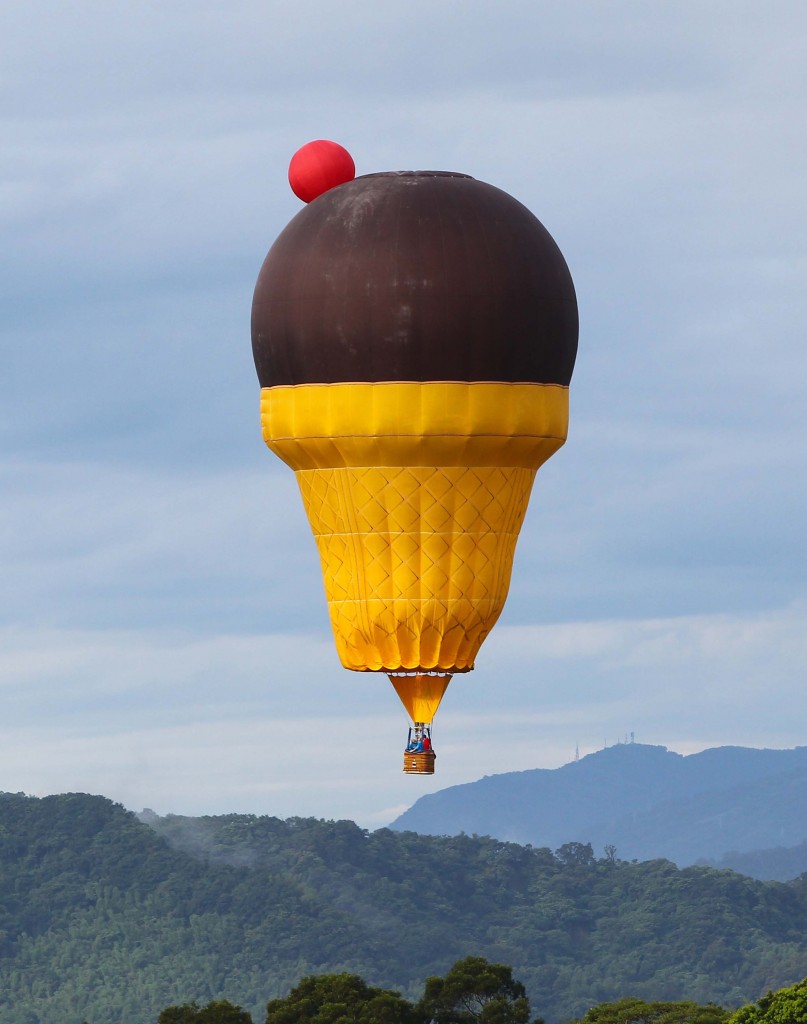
[403,750,436,775]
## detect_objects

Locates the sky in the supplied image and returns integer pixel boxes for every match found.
[1,1,806,828]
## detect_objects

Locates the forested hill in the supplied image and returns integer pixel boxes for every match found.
[703,838,807,881]
[390,743,807,871]
[2,794,807,1024]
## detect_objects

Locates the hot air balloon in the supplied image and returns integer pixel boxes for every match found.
[252,148,578,774]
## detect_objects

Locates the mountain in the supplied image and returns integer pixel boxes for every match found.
[3,790,807,1023]
[389,744,807,869]
[700,838,807,881]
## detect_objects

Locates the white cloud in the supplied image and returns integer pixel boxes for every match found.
[1,602,805,826]
[1,1,806,824]
[0,458,322,630]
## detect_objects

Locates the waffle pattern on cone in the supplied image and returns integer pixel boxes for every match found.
[297,464,536,671]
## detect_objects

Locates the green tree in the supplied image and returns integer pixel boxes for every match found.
[159,999,254,1023]
[418,956,537,1024]
[555,842,595,868]
[573,997,728,1024]
[728,977,807,1024]
[265,972,420,1023]
[159,1004,201,1024]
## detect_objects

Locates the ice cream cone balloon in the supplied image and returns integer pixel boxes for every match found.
[251,151,578,768]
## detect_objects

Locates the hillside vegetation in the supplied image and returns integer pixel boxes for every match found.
[2,791,807,1023]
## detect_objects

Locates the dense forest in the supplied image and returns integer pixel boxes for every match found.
[156,969,807,1024]
[2,791,807,1023]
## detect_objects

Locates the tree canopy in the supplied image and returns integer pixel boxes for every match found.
[573,997,728,1024]
[159,1000,254,1023]
[727,977,807,1024]
[262,959,539,1024]
[264,972,421,1024]
[418,956,538,1024]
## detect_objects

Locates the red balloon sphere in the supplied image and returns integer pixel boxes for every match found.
[288,140,356,203]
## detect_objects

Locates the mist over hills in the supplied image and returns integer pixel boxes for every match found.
[3,789,807,1023]
[704,838,807,881]
[389,744,807,874]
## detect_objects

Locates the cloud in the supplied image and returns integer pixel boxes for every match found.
[474,603,807,741]
[1,2,806,824]
[0,458,322,631]
[1,602,805,825]
[0,2,735,120]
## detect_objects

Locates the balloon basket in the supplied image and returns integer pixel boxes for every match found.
[403,750,436,775]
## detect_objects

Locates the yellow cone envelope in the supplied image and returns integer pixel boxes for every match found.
[252,168,578,728]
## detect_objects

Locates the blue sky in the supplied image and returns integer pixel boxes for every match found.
[1,1,806,826]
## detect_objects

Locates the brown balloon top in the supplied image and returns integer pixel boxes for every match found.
[252,171,578,386]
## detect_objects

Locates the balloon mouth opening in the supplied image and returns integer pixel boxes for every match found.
[362,667,471,676]
[387,670,456,679]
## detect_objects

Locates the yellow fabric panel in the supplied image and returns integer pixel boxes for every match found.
[297,464,535,672]
[388,674,451,723]
[262,380,565,674]
[262,381,568,470]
